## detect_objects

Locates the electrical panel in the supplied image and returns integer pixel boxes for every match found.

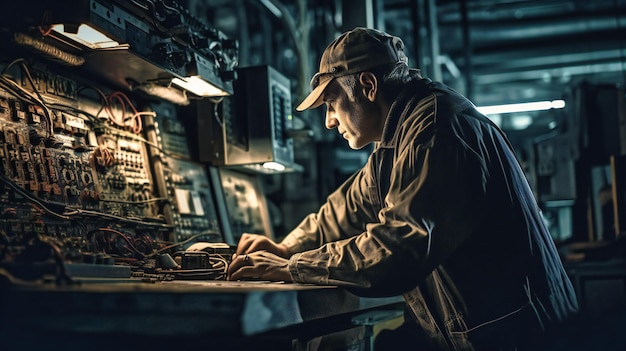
[0,0,246,282]
[143,101,231,244]
[196,65,300,173]
[0,62,173,275]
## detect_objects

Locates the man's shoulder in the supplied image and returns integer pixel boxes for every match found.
[385,78,478,144]
[396,82,492,141]
[428,82,475,113]
[398,79,473,119]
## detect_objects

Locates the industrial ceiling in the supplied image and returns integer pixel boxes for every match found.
[186,0,626,143]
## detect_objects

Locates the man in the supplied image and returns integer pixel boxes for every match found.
[227,27,579,350]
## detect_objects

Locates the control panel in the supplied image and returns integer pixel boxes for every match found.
[144,101,228,244]
[0,0,290,283]
[0,58,239,281]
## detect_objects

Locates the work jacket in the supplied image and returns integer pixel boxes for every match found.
[281,74,579,350]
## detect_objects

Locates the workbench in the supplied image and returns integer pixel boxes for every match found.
[0,278,405,350]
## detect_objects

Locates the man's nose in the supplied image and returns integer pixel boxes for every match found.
[325,111,338,129]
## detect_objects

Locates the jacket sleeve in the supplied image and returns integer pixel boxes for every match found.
[280,155,380,253]
[285,108,490,296]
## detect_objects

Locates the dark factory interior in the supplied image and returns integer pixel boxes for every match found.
[0,0,625,350]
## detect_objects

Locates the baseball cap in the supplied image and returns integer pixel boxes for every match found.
[296,27,408,111]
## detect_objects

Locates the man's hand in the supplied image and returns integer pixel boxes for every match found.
[227,250,292,282]
[235,233,291,258]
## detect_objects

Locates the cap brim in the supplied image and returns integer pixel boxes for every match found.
[295,76,334,111]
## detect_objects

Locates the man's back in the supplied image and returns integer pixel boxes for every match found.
[389,79,579,349]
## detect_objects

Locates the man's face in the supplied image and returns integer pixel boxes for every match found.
[322,76,383,149]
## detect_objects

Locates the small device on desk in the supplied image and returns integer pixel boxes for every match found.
[145,242,235,281]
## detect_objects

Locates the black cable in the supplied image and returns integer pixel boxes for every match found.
[0,173,172,228]
[98,197,168,204]
[88,228,148,258]
[0,173,69,220]
[65,209,174,228]
[0,59,54,135]
[0,58,26,75]
[38,235,74,285]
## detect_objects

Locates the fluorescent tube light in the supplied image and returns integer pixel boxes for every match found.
[477,100,565,115]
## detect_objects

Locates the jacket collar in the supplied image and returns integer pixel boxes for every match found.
[378,72,432,148]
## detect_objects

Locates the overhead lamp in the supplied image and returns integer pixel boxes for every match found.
[171,76,230,97]
[477,100,565,115]
[52,22,231,98]
[171,52,233,97]
[9,1,236,102]
[51,24,121,49]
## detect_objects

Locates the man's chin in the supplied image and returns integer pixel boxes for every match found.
[347,140,368,150]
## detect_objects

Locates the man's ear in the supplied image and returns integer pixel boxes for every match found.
[359,72,378,102]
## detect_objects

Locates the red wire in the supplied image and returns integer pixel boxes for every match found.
[104,91,150,134]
